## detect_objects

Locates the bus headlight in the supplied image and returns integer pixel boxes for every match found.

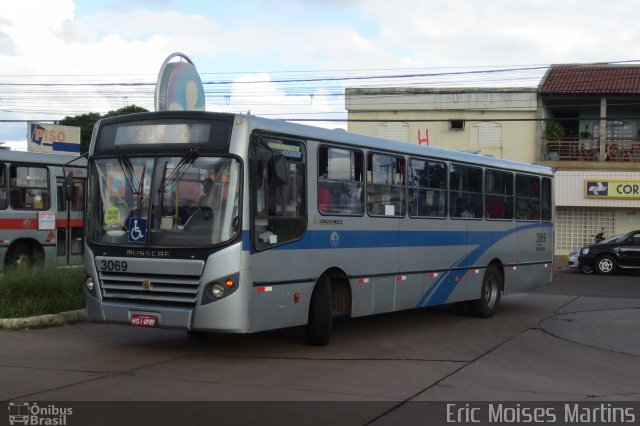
[210,283,225,298]
[85,277,95,291]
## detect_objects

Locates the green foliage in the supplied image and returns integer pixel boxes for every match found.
[0,265,84,318]
[543,121,565,139]
[59,105,149,154]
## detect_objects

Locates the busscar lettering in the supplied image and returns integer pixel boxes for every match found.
[319,218,343,226]
[126,249,170,257]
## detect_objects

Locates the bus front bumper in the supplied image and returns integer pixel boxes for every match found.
[85,293,193,330]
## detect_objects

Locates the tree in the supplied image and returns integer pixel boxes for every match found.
[59,105,148,154]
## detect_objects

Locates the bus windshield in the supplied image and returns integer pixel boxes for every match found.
[88,155,240,247]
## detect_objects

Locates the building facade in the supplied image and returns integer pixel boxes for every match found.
[538,65,640,255]
[345,87,538,162]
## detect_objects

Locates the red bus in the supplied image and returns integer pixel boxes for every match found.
[0,150,86,270]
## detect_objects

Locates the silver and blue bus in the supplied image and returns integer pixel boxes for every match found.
[83,111,553,345]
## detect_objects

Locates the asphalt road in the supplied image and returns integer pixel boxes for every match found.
[1,269,639,425]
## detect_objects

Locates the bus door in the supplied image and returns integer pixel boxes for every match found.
[55,177,85,266]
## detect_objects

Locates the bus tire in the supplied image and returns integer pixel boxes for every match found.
[469,265,502,318]
[6,242,37,269]
[305,275,332,346]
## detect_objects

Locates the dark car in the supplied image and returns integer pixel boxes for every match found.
[577,230,640,275]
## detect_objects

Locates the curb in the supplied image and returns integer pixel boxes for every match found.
[0,309,87,330]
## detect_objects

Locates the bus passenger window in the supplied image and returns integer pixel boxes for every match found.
[541,177,552,221]
[367,153,405,217]
[484,169,513,220]
[9,165,50,210]
[408,158,446,218]
[449,164,482,219]
[515,174,540,221]
[318,146,364,215]
[0,166,7,210]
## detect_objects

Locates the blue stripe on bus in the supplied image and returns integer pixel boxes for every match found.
[242,223,552,307]
[418,222,549,307]
[242,223,551,252]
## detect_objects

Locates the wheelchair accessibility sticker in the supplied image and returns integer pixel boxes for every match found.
[128,217,147,243]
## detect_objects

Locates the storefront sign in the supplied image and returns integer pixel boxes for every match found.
[585,180,640,199]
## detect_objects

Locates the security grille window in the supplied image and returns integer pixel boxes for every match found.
[9,165,50,210]
[592,120,634,139]
[366,153,405,217]
[515,175,540,221]
[318,146,364,215]
[377,122,409,142]
[251,136,307,251]
[556,208,615,254]
[484,169,513,220]
[407,158,446,217]
[471,122,502,146]
[449,164,482,219]
[0,165,7,210]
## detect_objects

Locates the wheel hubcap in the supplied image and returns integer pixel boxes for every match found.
[598,259,613,273]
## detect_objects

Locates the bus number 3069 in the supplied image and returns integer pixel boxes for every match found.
[100,260,128,272]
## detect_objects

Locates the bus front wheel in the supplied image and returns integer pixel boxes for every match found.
[305,275,333,346]
[469,265,502,318]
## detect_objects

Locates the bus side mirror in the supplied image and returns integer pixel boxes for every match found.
[273,156,288,186]
[63,172,74,202]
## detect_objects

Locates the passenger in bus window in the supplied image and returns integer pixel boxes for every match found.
[454,197,473,218]
[0,187,7,209]
[318,183,332,213]
[516,200,532,220]
[200,168,217,206]
[486,196,506,219]
[337,182,361,214]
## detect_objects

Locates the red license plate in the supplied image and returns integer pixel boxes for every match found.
[130,314,158,327]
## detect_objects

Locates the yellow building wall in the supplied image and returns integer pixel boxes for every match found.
[348,110,537,163]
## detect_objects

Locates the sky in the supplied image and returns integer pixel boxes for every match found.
[2,0,640,150]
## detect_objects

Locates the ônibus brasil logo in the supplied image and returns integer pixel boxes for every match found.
[7,402,73,425]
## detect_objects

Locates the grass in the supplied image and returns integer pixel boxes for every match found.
[0,265,85,318]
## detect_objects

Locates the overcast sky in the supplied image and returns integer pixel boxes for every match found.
[2,0,640,149]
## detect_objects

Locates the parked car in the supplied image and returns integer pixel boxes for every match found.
[577,231,640,275]
[567,248,581,269]
[568,234,621,270]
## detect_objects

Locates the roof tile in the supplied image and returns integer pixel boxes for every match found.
[539,65,640,95]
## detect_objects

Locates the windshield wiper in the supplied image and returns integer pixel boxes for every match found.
[118,155,141,195]
[161,147,199,191]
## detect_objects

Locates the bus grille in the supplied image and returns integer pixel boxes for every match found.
[99,271,201,306]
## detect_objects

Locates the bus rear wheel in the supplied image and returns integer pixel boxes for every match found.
[305,275,333,346]
[469,265,502,318]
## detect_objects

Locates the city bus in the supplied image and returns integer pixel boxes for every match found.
[83,111,554,345]
[0,150,86,271]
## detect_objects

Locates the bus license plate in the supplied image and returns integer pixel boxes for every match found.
[130,314,158,327]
